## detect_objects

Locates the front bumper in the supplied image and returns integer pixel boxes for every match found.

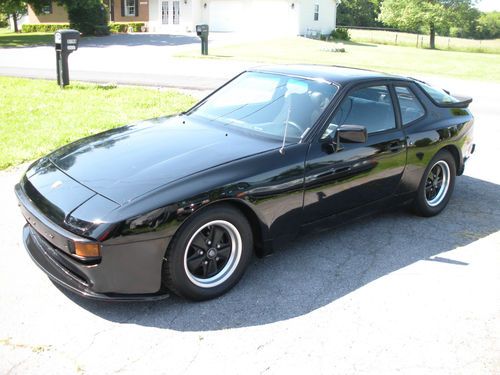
[16,183,170,301]
[23,225,169,301]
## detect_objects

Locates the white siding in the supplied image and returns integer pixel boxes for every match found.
[149,0,337,35]
[298,0,337,35]
[249,0,298,35]
[149,0,159,27]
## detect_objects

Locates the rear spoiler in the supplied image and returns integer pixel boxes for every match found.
[438,96,473,108]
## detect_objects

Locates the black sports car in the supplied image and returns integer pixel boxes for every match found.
[15,65,475,301]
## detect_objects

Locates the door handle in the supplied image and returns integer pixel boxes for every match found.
[388,142,405,152]
[318,166,351,178]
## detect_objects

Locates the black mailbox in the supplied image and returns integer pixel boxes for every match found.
[55,29,80,87]
[195,24,209,55]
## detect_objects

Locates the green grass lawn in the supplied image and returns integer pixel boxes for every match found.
[179,36,500,82]
[0,28,53,47]
[348,28,500,54]
[0,77,196,169]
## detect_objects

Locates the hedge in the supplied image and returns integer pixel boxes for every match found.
[22,24,70,33]
[109,22,146,33]
[21,22,145,34]
[330,27,351,41]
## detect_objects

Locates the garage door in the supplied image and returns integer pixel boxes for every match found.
[209,1,244,32]
[209,0,297,34]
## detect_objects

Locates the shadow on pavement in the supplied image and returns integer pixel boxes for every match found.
[80,34,199,47]
[61,175,500,331]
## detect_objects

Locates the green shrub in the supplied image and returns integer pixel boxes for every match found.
[66,0,109,36]
[449,27,466,38]
[109,22,145,33]
[22,23,70,33]
[0,14,8,28]
[330,27,351,41]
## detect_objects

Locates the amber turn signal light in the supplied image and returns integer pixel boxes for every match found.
[74,242,101,258]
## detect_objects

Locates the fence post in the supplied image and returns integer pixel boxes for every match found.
[395,34,398,45]
[416,34,419,48]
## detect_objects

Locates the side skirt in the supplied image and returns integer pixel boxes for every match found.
[299,193,415,237]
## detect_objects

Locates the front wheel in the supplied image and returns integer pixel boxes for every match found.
[413,150,456,217]
[163,205,253,301]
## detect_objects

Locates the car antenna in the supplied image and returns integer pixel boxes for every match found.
[279,103,291,155]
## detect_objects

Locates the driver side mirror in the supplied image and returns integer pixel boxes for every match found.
[338,124,367,143]
[323,124,367,154]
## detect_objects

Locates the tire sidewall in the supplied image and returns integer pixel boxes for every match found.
[165,205,253,301]
[415,150,456,217]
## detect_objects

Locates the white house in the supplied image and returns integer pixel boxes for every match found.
[147,0,339,35]
[26,0,339,36]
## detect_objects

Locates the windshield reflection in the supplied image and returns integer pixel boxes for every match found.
[188,72,338,141]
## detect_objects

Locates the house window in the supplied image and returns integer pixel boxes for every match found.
[162,1,169,24]
[124,0,136,16]
[314,4,319,21]
[41,1,52,14]
[172,1,180,24]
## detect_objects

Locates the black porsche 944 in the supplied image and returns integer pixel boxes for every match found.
[15,65,475,301]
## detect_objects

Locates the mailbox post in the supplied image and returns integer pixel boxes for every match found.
[55,29,80,88]
[196,24,209,55]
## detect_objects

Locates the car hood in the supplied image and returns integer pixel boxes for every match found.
[48,115,280,205]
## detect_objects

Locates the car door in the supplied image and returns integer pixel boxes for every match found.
[302,83,407,223]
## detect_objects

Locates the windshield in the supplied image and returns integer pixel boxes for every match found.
[188,72,338,141]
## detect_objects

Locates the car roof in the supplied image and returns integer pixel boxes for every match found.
[249,64,410,86]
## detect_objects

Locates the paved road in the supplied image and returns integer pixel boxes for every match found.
[0,40,499,374]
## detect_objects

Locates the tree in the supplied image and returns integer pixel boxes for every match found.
[476,11,500,39]
[28,0,108,35]
[0,0,26,32]
[337,0,382,27]
[65,0,109,35]
[379,0,478,49]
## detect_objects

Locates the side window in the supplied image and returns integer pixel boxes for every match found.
[395,86,425,125]
[324,85,396,138]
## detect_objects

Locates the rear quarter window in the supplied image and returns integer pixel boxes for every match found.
[418,82,459,105]
[395,86,425,125]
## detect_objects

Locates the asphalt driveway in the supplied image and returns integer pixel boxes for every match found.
[0,32,250,89]
[0,75,499,373]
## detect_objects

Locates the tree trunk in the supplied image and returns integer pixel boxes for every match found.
[429,22,436,49]
[12,12,19,33]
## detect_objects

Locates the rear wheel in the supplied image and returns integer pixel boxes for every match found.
[414,150,456,217]
[163,205,253,301]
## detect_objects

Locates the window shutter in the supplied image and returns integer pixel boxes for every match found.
[135,0,139,16]
[121,0,125,16]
